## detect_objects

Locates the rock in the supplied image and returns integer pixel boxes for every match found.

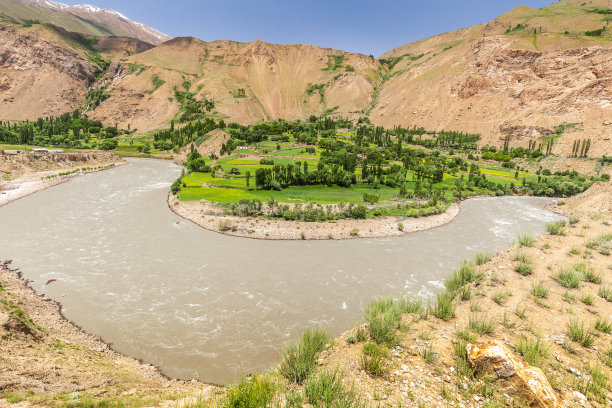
[572,391,587,402]
[467,340,563,408]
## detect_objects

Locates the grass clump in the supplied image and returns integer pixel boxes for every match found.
[584,269,603,284]
[469,314,496,335]
[444,261,477,294]
[304,369,363,408]
[580,293,594,306]
[363,296,420,346]
[515,263,533,276]
[532,282,549,299]
[595,318,612,334]
[513,250,532,264]
[492,290,512,305]
[224,375,276,408]
[474,252,493,266]
[567,319,595,348]
[517,335,550,367]
[518,233,535,247]
[599,286,612,302]
[279,328,328,384]
[432,291,456,321]
[554,266,582,289]
[420,344,436,364]
[362,342,389,376]
[546,220,566,235]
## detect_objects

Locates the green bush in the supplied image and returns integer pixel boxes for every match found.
[432,291,455,321]
[546,220,566,235]
[555,266,582,288]
[304,369,363,408]
[362,342,389,376]
[567,319,595,347]
[279,328,328,384]
[517,335,549,367]
[223,375,276,408]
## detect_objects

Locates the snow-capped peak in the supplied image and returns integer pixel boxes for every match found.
[20,0,171,44]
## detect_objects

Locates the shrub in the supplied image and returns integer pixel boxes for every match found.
[546,220,566,235]
[567,319,595,347]
[517,335,550,367]
[279,328,328,384]
[224,375,276,408]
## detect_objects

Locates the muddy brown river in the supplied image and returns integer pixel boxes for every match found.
[0,158,563,384]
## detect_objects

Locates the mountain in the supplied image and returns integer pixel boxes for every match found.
[370,0,612,156]
[0,0,169,44]
[0,0,610,156]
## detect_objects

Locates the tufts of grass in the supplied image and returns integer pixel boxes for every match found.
[492,290,512,305]
[586,233,612,255]
[580,294,594,306]
[584,269,603,284]
[598,286,612,302]
[474,252,493,266]
[420,344,436,364]
[432,291,455,321]
[444,261,477,294]
[362,342,389,376]
[567,319,595,348]
[517,335,550,367]
[546,220,566,235]
[224,375,276,408]
[513,250,532,264]
[453,339,475,379]
[532,282,549,299]
[554,266,583,289]
[457,326,477,343]
[569,247,581,255]
[363,296,422,346]
[518,233,535,247]
[279,328,328,384]
[502,310,516,329]
[515,263,533,276]
[568,214,580,225]
[595,318,612,334]
[304,369,363,408]
[515,307,527,319]
[469,314,496,335]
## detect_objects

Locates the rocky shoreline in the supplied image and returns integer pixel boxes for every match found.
[168,194,461,240]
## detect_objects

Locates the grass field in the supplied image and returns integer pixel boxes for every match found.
[178,136,535,205]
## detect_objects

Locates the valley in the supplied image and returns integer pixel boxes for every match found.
[0,0,611,406]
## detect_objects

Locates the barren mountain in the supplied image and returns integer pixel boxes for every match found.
[0,0,169,44]
[0,0,610,155]
[370,0,612,156]
[86,37,381,131]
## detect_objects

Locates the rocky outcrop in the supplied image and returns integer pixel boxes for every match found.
[467,341,563,408]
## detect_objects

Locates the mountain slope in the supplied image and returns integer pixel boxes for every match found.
[370,0,611,156]
[86,38,381,131]
[0,0,170,44]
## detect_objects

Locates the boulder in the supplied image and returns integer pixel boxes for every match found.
[467,340,563,408]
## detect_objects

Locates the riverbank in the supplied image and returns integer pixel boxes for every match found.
[0,261,216,406]
[169,195,460,240]
[0,152,125,207]
[1,183,609,407]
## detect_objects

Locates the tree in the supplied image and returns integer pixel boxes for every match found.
[245,170,251,190]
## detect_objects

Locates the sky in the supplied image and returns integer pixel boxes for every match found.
[59,0,555,56]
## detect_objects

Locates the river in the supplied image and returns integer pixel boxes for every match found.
[0,158,563,384]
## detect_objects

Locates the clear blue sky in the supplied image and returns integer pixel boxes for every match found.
[60,0,554,56]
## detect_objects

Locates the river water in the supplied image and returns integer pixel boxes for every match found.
[0,158,563,384]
